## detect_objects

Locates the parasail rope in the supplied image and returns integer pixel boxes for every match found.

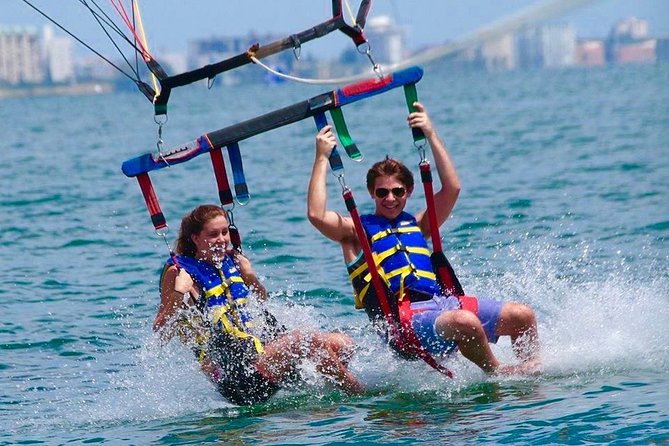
[343,0,358,26]
[249,55,378,85]
[130,1,161,99]
[109,0,151,61]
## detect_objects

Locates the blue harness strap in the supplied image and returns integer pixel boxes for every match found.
[227,142,249,205]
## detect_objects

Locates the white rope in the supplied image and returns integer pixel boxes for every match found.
[250,55,380,85]
[250,0,602,86]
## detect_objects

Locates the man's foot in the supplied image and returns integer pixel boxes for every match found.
[493,359,542,376]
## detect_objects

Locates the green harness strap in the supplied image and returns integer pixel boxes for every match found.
[403,83,426,144]
[329,107,363,161]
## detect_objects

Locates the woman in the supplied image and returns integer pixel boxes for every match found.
[154,204,363,405]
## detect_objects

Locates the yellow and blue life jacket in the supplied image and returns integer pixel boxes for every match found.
[168,254,264,354]
[347,211,439,313]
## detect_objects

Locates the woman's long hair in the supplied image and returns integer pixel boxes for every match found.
[175,204,227,257]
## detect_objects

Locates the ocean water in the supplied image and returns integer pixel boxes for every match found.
[1,62,667,445]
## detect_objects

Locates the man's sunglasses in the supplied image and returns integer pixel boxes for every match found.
[374,187,406,198]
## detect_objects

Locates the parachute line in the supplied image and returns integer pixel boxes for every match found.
[22,0,141,83]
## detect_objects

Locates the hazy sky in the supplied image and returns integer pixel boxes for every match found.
[7,0,669,58]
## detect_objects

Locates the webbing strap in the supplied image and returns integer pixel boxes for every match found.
[370,226,421,243]
[203,276,245,299]
[227,142,250,205]
[313,112,344,173]
[343,189,400,336]
[374,244,431,265]
[343,189,452,377]
[354,0,372,29]
[379,266,435,283]
[398,299,454,378]
[420,162,464,296]
[206,136,242,252]
[209,146,234,206]
[403,83,426,144]
[332,0,369,46]
[329,107,363,161]
[136,173,167,231]
[209,304,265,354]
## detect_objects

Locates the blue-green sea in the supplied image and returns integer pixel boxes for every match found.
[1,62,668,445]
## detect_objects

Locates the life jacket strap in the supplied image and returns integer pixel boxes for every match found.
[209,304,265,354]
[374,244,430,265]
[369,226,420,243]
[353,282,371,310]
[369,265,435,285]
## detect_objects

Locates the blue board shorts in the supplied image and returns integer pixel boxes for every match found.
[410,294,504,355]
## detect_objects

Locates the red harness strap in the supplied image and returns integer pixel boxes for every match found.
[136,173,167,232]
[419,162,475,315]
[343,188,453,378]
[207,136,242,252]
[398,299,454,378]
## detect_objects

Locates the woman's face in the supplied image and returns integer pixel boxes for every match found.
[190,214,230,261]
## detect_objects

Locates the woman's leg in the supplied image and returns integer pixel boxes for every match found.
[255,330,363,394]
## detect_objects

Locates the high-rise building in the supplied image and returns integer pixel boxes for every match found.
[480,34,516,70]
[516,23,576,69]
[606,17,656,64]
[0,26,45,85]
[516,27,544,69]
[43,25,74,84]
[610,17,649,40]
[575,40,605,66]
[541,24,576,68]
[187,33,293,84]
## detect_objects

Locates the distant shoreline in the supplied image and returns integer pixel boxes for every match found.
[0,82,114,99]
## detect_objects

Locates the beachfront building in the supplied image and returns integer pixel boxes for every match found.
[606,17,657,64]
[480,33,516,70]
[43,25,74,84]
[0,25,45,85]
[516,23,576,69]
[575,40,606,67]
[188,32,295,84]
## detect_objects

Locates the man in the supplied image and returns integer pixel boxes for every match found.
[307,102,539,374]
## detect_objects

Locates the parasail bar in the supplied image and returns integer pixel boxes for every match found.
[121,66,423,178]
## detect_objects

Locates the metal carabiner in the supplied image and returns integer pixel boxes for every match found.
[157,229,172,254]
[357,42,383,79]
[225,208,237,228]
[155,120,164,153]
[154,119,173,167]
[415,141,427,163]
[290,34,302,60]
[336,173,348,193]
